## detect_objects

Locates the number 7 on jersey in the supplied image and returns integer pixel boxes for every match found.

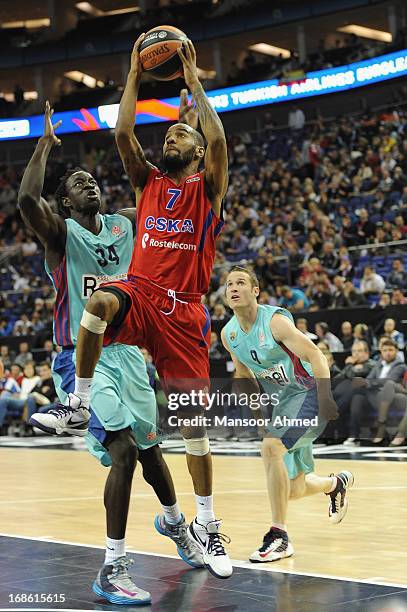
[166,188,182,210]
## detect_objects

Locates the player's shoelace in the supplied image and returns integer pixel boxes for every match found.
[110,557,136,588]
[207,531,231,556]
[168,521,190,550]
[48,405,78,418]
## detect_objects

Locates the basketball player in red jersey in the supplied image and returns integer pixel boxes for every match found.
[51,34,232,579]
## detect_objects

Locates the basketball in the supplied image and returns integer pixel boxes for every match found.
[139,25,187,81]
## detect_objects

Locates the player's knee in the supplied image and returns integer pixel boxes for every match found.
[108,430,138,473]
[138,445,165,480]
[86,290,119,325]
[183,435,210,456]
[261,436,285,460]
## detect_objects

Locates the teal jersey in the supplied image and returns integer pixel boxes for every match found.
[223,304,315,401]
[45,214,133,346]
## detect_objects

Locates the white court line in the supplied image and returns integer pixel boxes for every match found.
[1,533,406,591]
[1,483,407,506]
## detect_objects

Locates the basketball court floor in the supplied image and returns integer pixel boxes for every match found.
[0,438,406,611]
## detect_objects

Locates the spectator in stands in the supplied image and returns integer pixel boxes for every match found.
[43,340,58,363]
[315,322,344,352]
[21,234,38,257]
[331,340,375,444]
[391,288,407,305]
[0,359,20,399]
[322,350,341,378]
[386,259,407,289]
[340,321,354,350]
[356,209,375,243]
[14,342,33,368]
[353,323,372,350]
[311,281,332,310]
[10,364,23,387]
[383,318,405,350]
[340,280,366,307]
[279,286,310,312]
[13,314,33,336]
[0,318,13,337]
[360,265,386,296]
[209,332,226,360]
[28,362,56,409]
[0,345,14,370]
[296,318,317,341]
[0,361,39,430]
[254,254,286,287]
[288,105,305,131]
[319,241,339,275]
[349,338,406,443]
[226,229,249,260]
[379,293,391,307]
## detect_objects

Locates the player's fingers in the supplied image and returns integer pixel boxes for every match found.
[177,47,186,62]
[53,120,62,130]
[188,39,196,61]
[134,32,145,48]
[180,88,188,105]
[45,100,50,114]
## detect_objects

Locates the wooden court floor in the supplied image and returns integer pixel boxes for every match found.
[0,448,406,586]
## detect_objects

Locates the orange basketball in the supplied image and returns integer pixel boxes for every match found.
[139,25,187,81]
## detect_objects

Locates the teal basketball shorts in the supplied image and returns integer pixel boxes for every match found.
[52,344,159,466]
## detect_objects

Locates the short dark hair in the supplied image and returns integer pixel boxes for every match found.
[192,129,205,148]
[352,340,369,353]
[10,363,22,371]
[54,167,84,218]
[39,361,51,369]
[229,266,259,288]
[380,337,397,349]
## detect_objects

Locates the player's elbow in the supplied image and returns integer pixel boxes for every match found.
[18,191,37,213]
[115,129,131,147]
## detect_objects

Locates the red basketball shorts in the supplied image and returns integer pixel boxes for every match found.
[100,276,211,394]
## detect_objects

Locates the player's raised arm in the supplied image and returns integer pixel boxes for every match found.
[270,314,338,420]
[178,40,228,216]
[115,33,155,196]
[18,101,66,254]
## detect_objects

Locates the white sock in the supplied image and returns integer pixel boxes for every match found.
[74,376,93,408]
[327,476,338,493]
[162,502,182,525]
[195,494,215,525]
[105,537,125,564]
[272,522,287,532]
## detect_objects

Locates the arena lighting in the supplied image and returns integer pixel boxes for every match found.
[76,2,140,16]
[0,91,38,101]
[337,24,392,43]
[249,43,291,58]
[64,71,105,88]
[75,2,103,16]
[2,47,407,141]
[1,18,50,29]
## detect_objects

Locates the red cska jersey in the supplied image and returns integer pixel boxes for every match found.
[128,167,224,295]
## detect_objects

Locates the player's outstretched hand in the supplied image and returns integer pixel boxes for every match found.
[319,397,339,421]
[130,32,146,79]
[43,100,62,146]
[179,89,198,129]
[177,39,199,88]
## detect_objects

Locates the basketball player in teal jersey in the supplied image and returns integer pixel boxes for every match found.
[18,102,203,605]
[221,267,354,562]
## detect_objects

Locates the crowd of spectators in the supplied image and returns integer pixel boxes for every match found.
[2,102,407,333]
[1,97,407,441]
